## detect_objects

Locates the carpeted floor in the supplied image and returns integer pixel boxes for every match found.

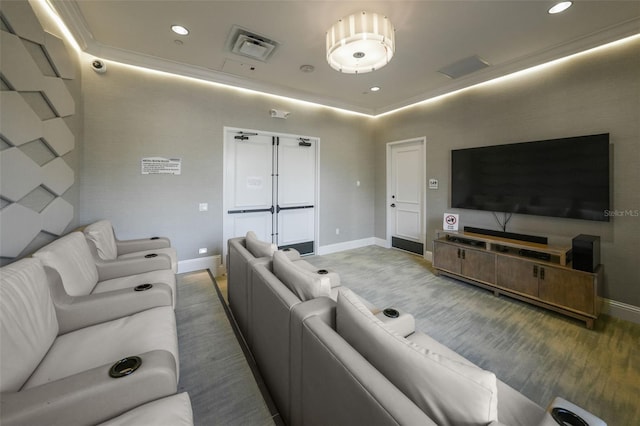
[307,246,640,426]
[175,270,275,426]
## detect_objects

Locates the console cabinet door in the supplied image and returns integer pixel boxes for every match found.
[496,256,539,297]
[433,241,461,274]
[538,267,595,315]
[461,248,496,285]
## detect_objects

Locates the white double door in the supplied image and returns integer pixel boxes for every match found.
[224,129,317,255]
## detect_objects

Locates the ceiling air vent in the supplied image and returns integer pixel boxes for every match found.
[227,25,279,62]
[438,55,490,79]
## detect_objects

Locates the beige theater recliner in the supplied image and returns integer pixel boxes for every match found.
[34,231,177,308]
[84,219,178,273]
[0,258,180,426]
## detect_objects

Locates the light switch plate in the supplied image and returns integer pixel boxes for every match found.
[429,179,438,189]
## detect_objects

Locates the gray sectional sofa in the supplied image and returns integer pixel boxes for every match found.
[228,232,606,426]
[0,224,193,426]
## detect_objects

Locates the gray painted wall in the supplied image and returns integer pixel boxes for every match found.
[372,38,640,306]
[79,61,374,261]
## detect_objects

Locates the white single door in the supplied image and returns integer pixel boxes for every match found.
[224,131,275,243]
[388,139,425,255]
[276,136,316,253]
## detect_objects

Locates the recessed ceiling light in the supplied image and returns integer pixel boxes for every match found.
[171,25,189,36]
[548,1,573,14]
[370,86,381,92]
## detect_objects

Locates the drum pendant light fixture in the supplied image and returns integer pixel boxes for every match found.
[326,11,395,74]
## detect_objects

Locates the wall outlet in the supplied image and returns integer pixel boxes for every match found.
[336,228,340,235]
[199,202,208,212]
[429,179,439,190]
[198,248,207,254]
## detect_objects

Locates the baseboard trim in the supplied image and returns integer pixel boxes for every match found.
[178,255,221,275]
[317,237,378,255]
[601,299,640,325]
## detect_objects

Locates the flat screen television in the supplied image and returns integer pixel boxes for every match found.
[451,133,610,222]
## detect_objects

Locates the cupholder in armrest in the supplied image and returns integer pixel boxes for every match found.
[383,308,400,318]
[551,408,589,426]
[150,237,160,240]
[134,283,153,291]
[317,269,328,275]
[283,248,291,251]
[109,356,142,378]
[144,253,158,258]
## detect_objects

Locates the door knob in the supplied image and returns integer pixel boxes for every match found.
[390,203,396,207]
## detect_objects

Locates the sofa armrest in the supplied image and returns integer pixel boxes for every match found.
[281,247,301,261]
[544,397,607,426]
[55,284,173,334]
[0,350,177,426]
[116,237,171,255]
[96,254,173,281]
[375,309,416,337]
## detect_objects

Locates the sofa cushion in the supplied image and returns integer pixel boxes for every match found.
[23,305,179,389]
[273,250,331,302]
[245,231,277,258]
[33,232,99,296]
[0,259,59,392]
[336,288,499,426]
[84,219,118,260]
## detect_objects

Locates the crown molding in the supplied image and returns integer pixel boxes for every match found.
[51,1,640,117]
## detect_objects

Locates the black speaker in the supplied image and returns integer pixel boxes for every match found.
[572,235,600,272]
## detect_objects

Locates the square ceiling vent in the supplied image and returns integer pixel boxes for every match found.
[438,55,490,79]
[227,25,279,62]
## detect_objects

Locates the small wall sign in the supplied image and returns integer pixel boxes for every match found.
[443,213,459,231]
[141,157,181,175]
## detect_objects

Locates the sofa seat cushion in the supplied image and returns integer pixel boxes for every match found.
[33,232,99,296]
[23,306,179,389]
[84,220,119,260]
[273,250,331,301]
[246,231,277,258]
[94,269,177,307]
[98,393,193,426]
[336,288,499,426]
[0,259,59,392]
[117,247,178,273]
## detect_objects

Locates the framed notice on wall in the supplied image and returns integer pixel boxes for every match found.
[443,213,459,231]
[141,157,182,175]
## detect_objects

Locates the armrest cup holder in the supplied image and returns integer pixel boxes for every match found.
[134,283,153,291]
[317,269,329,275]
[144,253,158,258]
[109,356,142,378]
[551,408,588,426]
[150,237,160,240]
[383,308,400,318]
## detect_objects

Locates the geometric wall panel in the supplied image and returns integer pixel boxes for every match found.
[0,203,42,257]
[42,117,74,156]
[0,31,44,91]
[0,1,77,260]
[44,32,75,79]
[0,0,45,44]
[41,197,73,236]
[42,76,75,117]
[42,157,74,196]
[0,91,44,145]
[0,147,43,202]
